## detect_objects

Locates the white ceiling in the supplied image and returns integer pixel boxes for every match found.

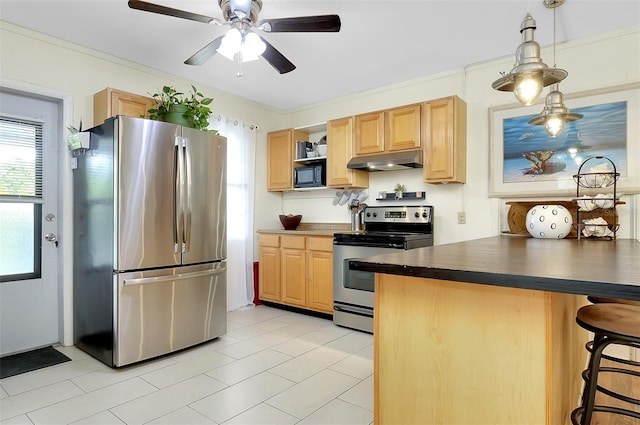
[1,1,639,110]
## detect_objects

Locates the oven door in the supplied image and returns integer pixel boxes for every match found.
[333,243,398,310]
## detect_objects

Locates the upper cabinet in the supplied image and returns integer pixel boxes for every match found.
[354,111,385,155]
[267,128,308,191]
[327,117,369,189]
[422,96,467,184]
[354,104,421,156]
[93,88,154,127]
[385,104,421,151]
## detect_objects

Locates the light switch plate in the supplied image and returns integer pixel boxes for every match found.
[457,211,466,224]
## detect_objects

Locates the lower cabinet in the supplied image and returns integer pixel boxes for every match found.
[258,234,280,302]
[281,236,307,307]
[306,237,334,313]
[258,233,333,314]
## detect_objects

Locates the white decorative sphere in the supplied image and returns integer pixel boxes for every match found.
[526,205,573,239]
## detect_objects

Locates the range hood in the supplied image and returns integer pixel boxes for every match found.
[347,150,423,171]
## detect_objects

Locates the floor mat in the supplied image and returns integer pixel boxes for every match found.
[0,346,71,379]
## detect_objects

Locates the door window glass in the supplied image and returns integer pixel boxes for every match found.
[0,116,43,281]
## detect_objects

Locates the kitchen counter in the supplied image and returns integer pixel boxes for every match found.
[353,236,640,425]
[351,236,640,300]
[258,223,354,237]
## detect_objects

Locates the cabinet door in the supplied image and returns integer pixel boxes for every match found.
[267,129,294,191]
[423,96,467,184]
[258,246,280,302]
[93,88,154,126]
[386,104,421,151]
[306,237,334,314]
[281,247,306,307]
[327,117,369,188]
[355,111,385,155]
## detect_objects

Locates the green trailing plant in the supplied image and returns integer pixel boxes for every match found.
[148,85,217,133]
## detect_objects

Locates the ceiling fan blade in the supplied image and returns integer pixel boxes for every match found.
[260,37,296,74]
[184,36,224,65]
[128,0,218,24]
[259,15,341,32]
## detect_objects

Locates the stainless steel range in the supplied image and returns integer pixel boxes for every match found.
[333,205,434,333]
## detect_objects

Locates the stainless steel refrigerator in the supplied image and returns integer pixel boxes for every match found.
[73,116,227,367]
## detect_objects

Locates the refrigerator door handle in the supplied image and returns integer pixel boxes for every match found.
[122,267,225,286]
[184,137,192,253]
[175,137,186,253]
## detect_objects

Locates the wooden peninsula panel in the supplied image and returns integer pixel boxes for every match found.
[374,275,588,425]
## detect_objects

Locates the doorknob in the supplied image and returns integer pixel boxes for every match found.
[45,233,58,247]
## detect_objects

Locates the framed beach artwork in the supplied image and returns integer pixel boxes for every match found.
[489,83,640,197]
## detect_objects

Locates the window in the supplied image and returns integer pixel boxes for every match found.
[0,116,43,282]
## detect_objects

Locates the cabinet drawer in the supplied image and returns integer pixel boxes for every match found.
[281,235,306,249]
[259,234,280,247]
[307,237,333,252]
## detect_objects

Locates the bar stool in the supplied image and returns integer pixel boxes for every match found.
[570,303,640,425]
[587,295,640,307]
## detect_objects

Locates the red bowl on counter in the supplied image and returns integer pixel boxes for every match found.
[279,214,302,230]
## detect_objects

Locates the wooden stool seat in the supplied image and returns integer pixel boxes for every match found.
[587,295,640,307]
[577,303,640,339]
[571,303,640,425]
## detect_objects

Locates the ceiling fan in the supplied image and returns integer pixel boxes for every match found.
[128,0,341,74]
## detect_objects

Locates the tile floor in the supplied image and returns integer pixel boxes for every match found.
[0,305,373,425]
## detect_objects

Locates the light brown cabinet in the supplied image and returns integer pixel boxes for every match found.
[354,104,421,156]
[385,103,421,151]
[258,233,333,314]
[281,236,306,307]
[306,237,334,313]
[258,234,280,302]
[354,111,385,155]
[93,87,155,127]
[327,117,369,188]
[267,128,309,191]
[422,96,467,184]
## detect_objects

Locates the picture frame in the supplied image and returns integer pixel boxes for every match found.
[489,82,640,198]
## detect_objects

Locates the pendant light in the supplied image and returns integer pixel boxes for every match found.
[492,5,567,105]
[528,0,582,137]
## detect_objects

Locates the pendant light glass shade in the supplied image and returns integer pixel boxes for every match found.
[492,13,567,105]
[528,84,583,137]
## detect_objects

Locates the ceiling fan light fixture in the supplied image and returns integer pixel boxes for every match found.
[492,12,567,105]
[216,27,266,62]
[528,83,583,137]
[217,27,242,60]
[241,32,266,61]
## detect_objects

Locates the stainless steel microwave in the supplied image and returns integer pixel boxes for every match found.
[294,163,326,188]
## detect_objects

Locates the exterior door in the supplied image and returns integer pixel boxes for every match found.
[0,88,61,355]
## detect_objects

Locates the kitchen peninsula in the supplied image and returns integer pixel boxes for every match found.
[350,236,640,425]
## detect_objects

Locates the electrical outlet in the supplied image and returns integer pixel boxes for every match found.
[457,211,466,224]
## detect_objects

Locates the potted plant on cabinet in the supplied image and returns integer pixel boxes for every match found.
[148,85,217,133]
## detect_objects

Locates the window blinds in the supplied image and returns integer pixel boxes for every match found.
[0,116,43,203]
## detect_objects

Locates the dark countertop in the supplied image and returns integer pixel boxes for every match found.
[350,236,640,300]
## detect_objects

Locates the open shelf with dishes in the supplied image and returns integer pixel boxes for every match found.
[572,156,622,240]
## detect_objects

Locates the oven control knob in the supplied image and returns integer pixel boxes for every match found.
[414,212,420,218]
[373,212,377,218]
[422,212,429,218]
[366,212,371,217]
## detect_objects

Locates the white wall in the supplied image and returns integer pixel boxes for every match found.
[274,26,640,246]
